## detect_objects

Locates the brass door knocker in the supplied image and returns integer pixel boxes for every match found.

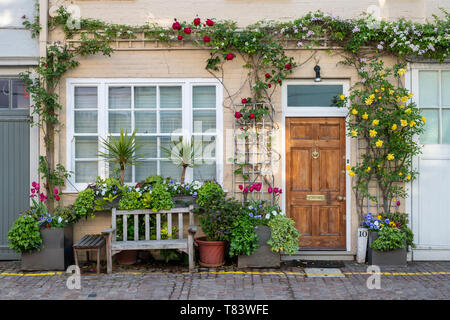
[312,142,319,159]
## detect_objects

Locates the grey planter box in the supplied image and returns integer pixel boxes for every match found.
[238,225,280,268]
[172,195,198,208]
[21,226,74,271]
[367,231,407,267]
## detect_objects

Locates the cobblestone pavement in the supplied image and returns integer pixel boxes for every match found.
[0,261,449,300]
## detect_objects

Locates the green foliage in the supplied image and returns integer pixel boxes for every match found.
[98,128,146,185]
[229,214,259,257]
[54,205,79,225]
[118,190,144,210]
[267,215,300,254]
[381,212,415,248]
[196,182,225,207]
[21,2,41,38]
[145,183,175,212]
[8,215,42,253]
[74,188,95,219]
[370,227,406,252]
[337,59,425,213]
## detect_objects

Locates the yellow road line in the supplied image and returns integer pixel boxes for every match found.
[1,270,449,277]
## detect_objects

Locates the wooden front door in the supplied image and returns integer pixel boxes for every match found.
[286,117,346,250]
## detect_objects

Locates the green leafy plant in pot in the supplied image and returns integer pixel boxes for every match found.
[194,182,239,267]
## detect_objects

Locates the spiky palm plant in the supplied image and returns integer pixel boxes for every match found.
[98,128,145,185]
[161,137,202,184]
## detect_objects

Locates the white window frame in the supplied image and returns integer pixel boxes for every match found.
[65,78,223,193]
[281,79,352,252]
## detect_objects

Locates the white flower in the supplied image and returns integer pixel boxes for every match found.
[271,210,278,216]
[249,206,253,210]
[279,211,285,216]
[57,217,62,223]
[265,214,270,219]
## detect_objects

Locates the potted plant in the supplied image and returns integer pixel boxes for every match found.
[363,213,408,266]
[8,182,74,271]
[194,182,239,267]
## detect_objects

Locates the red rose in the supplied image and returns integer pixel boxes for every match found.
[177,35,183,40]
[249,113,255,119]
[268,84,272,88]
[274,188,279,193]
[238,185,243,190]
[243,187,249,193]
[265,73,270,78]
[249,186,254,192]
[46,224,50,228]
[268,187,273,193]
[225,53,234,61]
[206,19,214,26]
[241,98,248,104]
[193,18,201,26]
[44,64,47,68]
[278,79,282,84]
[285,63,292,69]
[203,35,211,42]
[184,27,191,34]
[55,195,60,201]
[172,21,181,30]
[234,112,242,119]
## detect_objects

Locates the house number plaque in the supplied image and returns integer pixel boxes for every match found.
[306,195,325,201]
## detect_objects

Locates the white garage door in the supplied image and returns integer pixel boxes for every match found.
[410,65,450,260]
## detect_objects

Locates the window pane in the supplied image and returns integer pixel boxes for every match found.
[109,87,131,109]
[160,86,182,108]
[287,85,342,107]
[442,110,450,144]
[75,87,97,109]
[109,111,131,133]
[11,80,30,109]
[194,135,216,158]
[135,111,156,133]
[75,137,98,158]
[135,161,157,181]
[420,109,439,144]
[160,111,182,133]
[160,136,182,157]
[193,110,216,133]
[419,71,439,107]
[194,163,216,181]
[75,111,98,133]
[136,136,157,158]
[160,161,181,180]
[75,161,98,183]
[0,80,10,108]
[135,87,156,108]
[109,163,132,183]
[193,86,216,108]
[442,71,450,107]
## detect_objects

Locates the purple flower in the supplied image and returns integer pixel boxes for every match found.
[249,213,254,217]
[352,26,360,33]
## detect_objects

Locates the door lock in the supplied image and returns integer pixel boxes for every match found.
[337,196,346,201]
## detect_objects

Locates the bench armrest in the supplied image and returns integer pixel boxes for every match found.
[188,225,197,234]
[102,228,116,235]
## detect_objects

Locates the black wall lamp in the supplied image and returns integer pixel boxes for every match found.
[314,65,321,82]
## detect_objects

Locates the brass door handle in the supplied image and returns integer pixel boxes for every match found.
[337,196,346,201]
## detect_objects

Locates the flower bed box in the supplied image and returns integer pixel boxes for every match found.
[367,231,407,267]
[172,195,197,208]
[238,225,280,268]
[21,226,74,271]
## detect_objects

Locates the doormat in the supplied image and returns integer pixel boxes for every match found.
[299,260,345,268]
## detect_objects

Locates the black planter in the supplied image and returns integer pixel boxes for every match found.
[21,226,74,271]
[367,231,407,266]
[238,225,280,268]
[172,195,198,208]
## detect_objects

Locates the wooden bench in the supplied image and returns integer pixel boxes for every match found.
[73,234,106,274]
[102,205,197,273]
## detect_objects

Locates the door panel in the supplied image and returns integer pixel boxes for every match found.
[0,117,30,259]
[286,117,346,250]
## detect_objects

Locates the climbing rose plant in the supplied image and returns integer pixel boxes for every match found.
[336,59,425,214]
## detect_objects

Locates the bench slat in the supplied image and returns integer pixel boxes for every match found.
[123,214,127,242]
[178,213,183,239]
[114,207,191,215]
[111,239,188,250]
[145,214,149,241]
[134,214,139,241]
[112,209,117,242]
[74,235,105,249]
[156,213,161,240]
[167,213,172,239]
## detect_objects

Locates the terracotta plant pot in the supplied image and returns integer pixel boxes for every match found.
[116,250,138,265]
[195,237,227,267]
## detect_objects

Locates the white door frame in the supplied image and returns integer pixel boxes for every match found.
[281,79,352,252]
[406,63,450,260]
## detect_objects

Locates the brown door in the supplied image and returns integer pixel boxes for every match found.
[286,117,346,250]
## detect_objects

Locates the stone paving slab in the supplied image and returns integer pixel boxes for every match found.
[0,261,449,300]
[304,268,345,278]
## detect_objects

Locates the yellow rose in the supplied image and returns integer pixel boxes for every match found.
[398,104,405,109]
[401,119,408,127]
[378,96,382,100]
[348,171,355,178]
[351,130,358,137]
[352,109,358,115]
[369,94,375,99]
[346,164,351,171]
[375,139,383,147]
[369,129,377,137]
[407,174,411,180]
[365,98,373,106]
[408,92,413,98]
[409,120,416,127]
[366,167,371,173]
[375,89,379,93]
[398,172,403,176]
[401,96,408,102]
[422,116,426,124]
[387,153,395,161]
[405,108,412,114]
[392,123,398,130]
[372,119,379,126]
[340,94,345,100]
[362,113,369,120]
[380,72,385,77]
[381,88,385,92]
